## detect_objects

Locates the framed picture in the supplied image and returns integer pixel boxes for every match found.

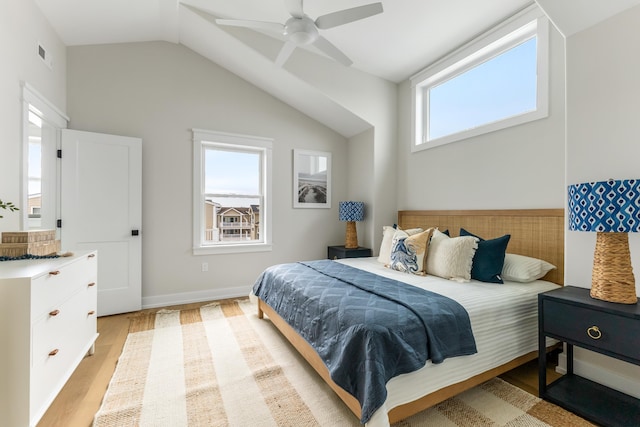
[293,149,331,208]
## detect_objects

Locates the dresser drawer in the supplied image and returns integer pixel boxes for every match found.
[31,254,97,317]
[31,287,96,418]
[32,290,84,365]
[30,338,77,422]
[543,299,640,361]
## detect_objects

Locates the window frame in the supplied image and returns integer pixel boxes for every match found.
[192,129,272,255]
[410,6,549,152]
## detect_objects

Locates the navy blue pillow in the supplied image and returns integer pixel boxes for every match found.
[459,228,510,284]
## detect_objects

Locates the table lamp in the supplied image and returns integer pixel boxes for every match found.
[568,179,639,304]
[339,201,364,249]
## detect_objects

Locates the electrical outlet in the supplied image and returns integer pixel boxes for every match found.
[201,262,208,272]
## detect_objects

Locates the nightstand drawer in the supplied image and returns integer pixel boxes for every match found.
[543,299,640,361]
[328,246,372,260]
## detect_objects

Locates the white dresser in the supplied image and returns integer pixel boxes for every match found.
[0,251,98,427]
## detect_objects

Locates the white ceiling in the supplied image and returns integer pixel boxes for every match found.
[536,0,640,37]
[35,0,537,83]
[34,0,640,137]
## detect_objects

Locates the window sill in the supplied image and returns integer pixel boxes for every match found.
[193,243,272,255]
[412,107,548,153]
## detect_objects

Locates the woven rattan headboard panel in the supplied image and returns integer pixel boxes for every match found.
[397,209,564,285]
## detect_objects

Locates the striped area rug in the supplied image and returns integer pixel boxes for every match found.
[93,299,593,427]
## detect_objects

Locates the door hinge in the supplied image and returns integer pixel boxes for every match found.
[57,149,62,158]
[56,219,62,228]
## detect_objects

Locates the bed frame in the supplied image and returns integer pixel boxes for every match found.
[257,209,564,423]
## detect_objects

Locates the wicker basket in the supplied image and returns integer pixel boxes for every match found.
[0,240,60,257]
[2,230,56,244]
[590,232,638,304]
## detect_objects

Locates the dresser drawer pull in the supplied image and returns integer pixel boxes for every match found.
[88,310,96,316]
[48,349,59,357]
[49,309,60,317]
[49,270,61,276]
[88,253,96,258]
[88,282,96,287]
[587,326,602,340]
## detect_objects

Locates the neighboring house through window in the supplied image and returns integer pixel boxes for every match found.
[192,129,272,254]
[411,6,549,152]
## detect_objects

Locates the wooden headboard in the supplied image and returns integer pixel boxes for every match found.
[398,209,564,285]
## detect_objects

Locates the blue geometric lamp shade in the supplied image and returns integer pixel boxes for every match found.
[339,201,364,249]
[568,179,640,304]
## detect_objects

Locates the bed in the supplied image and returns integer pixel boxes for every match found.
[253,209,564,426]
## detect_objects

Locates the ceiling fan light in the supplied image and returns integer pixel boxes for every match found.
[290,31,315,45]
[284,16,318,45]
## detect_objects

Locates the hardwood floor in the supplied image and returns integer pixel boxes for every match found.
[37,301,562,427]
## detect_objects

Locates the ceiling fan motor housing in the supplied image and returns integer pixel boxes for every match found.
[284,16,318,45]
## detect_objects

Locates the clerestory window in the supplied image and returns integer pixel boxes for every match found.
[411,7,549,151]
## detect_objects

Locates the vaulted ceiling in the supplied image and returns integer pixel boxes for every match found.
[35,0,640,136]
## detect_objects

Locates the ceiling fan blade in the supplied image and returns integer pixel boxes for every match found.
[275,41,297,67]
[315,3,383,30]
[313,36,353,66]
[284,0,304,18]
[215,19,285,34]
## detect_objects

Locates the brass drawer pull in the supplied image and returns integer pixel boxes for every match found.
[49,309,60,317]
[88,282,96,287]
[88,310,96,316]
[587,326,602,340]
[49,270,60,276]
[48,349,59,357]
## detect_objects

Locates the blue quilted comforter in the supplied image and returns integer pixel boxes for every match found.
[252,260,477,424]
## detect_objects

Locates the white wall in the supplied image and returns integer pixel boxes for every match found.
[0,0,66,232]
[565,4,640,398]
[347,128,375,249]
[396,16,566,211]
[283,50,398,256]
[66,41,348,306]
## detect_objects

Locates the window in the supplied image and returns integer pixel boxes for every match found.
[22,83,68,231]
[28,110,42,221]
[411,7,549,151]
[192,129,272,255]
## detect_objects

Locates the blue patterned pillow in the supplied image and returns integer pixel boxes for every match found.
[459,228,510,283]
[389,228,434,275]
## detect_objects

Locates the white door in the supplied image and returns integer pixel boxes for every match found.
[61,129,142,316]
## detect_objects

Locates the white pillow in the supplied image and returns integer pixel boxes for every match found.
[426,229,478,282]
[377,226,397,264]
[501,253,556,283]
[377,226,423,264]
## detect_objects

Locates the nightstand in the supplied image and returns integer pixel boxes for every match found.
[327,245,372,260]
[538,286,640,426]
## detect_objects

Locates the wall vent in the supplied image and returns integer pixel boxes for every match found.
[37,41,53,69]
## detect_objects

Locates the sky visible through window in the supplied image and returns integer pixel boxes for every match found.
[205,148,259,207]
[429,37,537,141]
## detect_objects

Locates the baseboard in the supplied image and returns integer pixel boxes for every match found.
[142,287,250,309]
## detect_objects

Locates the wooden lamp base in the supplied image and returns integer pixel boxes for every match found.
[590,232,638,304]
[345,221,358,249]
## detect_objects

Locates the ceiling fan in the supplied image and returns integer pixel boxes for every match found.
[216,0,383,67]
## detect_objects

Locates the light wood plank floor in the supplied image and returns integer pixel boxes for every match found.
[37,300,561,427]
